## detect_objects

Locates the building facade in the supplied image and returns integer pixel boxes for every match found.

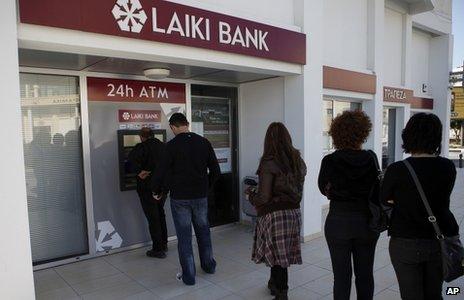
[0,0,454,298]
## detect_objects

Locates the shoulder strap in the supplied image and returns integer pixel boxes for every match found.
[402,159,444,239]
[367,150,382,174]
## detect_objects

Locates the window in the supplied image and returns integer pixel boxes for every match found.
[323,98,362,151]
[382,108,397,169]
[20,73,88,264]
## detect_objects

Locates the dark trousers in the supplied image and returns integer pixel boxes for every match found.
[325,213,379,300]
[389,237,443,300]
[271,266,288,291]
[171,198,216,285]
[137,189,168,252]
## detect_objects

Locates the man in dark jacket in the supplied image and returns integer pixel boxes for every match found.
[152,113,221,286]
[129,127,168,258]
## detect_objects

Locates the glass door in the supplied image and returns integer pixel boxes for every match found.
[20,73,88,265]
[191,91,239,227]
[382,107,397,169]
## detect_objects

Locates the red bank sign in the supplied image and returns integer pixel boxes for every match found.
[118,110,161,122]
[19,0,306,64]
[87,77,186,103]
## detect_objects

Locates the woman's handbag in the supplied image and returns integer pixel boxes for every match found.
[367,150,390,233]
[403,159,464,282]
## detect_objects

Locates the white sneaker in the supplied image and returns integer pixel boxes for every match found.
[176,272,182,282]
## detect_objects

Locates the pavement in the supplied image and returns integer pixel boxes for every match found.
[33,170,464,300]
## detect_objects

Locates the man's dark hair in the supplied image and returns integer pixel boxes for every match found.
[140,127,154,139]
[169,113,189,127]
[402,113,442,155]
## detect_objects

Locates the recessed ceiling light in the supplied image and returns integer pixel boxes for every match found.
[143,68,170,80]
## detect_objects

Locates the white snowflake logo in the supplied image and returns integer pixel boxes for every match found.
[122,112,131,120]
[112,0,147,33]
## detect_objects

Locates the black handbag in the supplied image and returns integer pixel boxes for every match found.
[367,150,391,233]
[403,159,464,282]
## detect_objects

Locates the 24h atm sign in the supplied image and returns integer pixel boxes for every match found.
[19,0,306,64]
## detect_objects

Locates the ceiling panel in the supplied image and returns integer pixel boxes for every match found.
[193,70,276,83]
[19,49,105,71]
[85,57,224,79]
[18,49,277,83]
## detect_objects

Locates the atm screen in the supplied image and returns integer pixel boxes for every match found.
[123,135,140,148]
[117,129,167,191]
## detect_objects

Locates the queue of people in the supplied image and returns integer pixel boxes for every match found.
[129,111,462,300]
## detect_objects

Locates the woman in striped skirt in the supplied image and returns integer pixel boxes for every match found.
[246,122,307,300]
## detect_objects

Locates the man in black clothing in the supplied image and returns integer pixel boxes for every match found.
[128,127,168,258]
[152,113,221,286]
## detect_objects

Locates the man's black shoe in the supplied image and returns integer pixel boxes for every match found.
[146,250,166,258]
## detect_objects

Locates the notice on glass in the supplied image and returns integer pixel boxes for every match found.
[215,148,232,173]
[191,122,204,136]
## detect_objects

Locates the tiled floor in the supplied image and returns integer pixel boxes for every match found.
[34,171,464,300]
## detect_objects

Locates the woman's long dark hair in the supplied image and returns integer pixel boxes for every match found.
[259,122,304,180]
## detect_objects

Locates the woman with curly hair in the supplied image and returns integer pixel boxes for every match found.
[246,122,307,300]
[318,110,380,300]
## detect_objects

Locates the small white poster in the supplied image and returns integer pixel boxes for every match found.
[215,148,232,173]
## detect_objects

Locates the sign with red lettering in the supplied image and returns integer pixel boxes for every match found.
[19,0,306,64]
[384,86,433,109]
[384,87,411,103]
[118,110,161,123]
[87,77,185,103]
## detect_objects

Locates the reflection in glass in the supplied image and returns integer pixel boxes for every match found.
[191,94,237,227]
[382,108,396,169]
[20,73,88,264]
[191,97,232,172]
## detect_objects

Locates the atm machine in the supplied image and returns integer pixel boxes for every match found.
[117,129,166,191]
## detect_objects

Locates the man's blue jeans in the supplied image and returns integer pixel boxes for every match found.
[171,198,216,285]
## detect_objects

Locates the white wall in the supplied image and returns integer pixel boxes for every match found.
[412,4,452,36]
[0,0,35,299]
[323,0,368,71]
[411,28,432,97]
[433,0,453,17]
[291,0,325,239]
[168,0,296,29]
[384,8,404,87]
[197,0,295,27]
[239,77,285,190]
[430,35,453,156]
[365,0,385,158]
